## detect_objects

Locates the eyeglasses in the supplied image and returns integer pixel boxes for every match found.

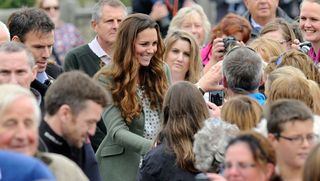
[221,162,256,171]
[277,134,319,145]
[43,6,60,11]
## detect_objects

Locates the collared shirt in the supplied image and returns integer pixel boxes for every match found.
[247,92,266,105]
[250,17,262,33]
[88,37,111,65]
[36,72,49,84]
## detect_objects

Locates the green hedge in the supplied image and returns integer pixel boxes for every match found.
[0,0,35,8]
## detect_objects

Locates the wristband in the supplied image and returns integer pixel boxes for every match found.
[197,84,205,95]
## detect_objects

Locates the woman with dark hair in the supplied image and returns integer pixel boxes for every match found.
[95,13,170,181]
[138,81,210,180]
[201,13,252,71]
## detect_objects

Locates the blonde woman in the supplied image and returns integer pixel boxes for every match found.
[164,30,202,84]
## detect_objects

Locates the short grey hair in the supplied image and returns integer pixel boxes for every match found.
[0,21,10,42]
[0,84,40,126]
[0,42,35,69]
[91,0,127,22]
[222,47,263,94]
[193,118,239,172]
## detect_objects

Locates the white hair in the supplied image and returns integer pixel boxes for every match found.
[193,118,239,172]
[0,21,10,42]
[0,84,40,126]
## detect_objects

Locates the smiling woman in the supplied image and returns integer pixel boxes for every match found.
[94,13,171,181]
[300,0,320,64]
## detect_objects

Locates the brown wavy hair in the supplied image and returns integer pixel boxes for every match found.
[157,81,210,173]
[211,13,252,43]
[95,14,168,124]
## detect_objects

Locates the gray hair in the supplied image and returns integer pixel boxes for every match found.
[193,118,239,172]
[91,0,127,22]
[0,21,10,42]
[0,42,35,68]
[0,84,40,126]
[222,47,263,94]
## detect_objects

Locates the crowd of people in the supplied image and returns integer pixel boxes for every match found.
[1,0,320,181]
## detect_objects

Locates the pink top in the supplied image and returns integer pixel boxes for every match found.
[308,47,320,64]
[201,43,213,65]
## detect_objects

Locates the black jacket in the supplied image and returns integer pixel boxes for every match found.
[39,121,101,181]
[138,144,197,181]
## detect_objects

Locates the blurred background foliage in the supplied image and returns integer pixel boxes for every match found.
[0,0,35,8]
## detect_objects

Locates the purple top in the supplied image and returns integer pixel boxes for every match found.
[54,23,85,63]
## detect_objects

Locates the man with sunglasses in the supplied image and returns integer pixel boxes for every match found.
[266,99,318,181]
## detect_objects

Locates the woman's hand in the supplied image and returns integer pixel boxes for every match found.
[211,37,225,64]
[203,38,225,73]
[291,39,301,50]
[206,101,221,118]
[198,61,224,92]
[150,1,169,21]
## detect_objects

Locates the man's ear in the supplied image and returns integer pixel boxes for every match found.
[11,35,22,42]
[243,0,249,8]
[267,133,278,148]
[259,75,265,86]
[223,76,228,89]
[91,20,97,32]
[57,104,72,123]
[265,163,275,179]
[31,65,37,81]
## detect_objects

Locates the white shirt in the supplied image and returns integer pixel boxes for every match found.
[88,37,111,65]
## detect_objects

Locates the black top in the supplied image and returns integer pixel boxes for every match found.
[138,143,197,181]
[39,121,101,181]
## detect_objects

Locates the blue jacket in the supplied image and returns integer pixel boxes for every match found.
[0,151,55,181]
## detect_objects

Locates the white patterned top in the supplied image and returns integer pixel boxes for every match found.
[137,86,161,140]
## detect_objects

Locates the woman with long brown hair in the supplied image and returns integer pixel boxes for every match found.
[95,13,170,181]
[138,81,210,180]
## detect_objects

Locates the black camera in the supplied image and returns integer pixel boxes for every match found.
[299,41,312,54]
[209,90,224,106]
[222,36,238,53]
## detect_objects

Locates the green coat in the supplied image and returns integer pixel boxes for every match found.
[96,64,171,181]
